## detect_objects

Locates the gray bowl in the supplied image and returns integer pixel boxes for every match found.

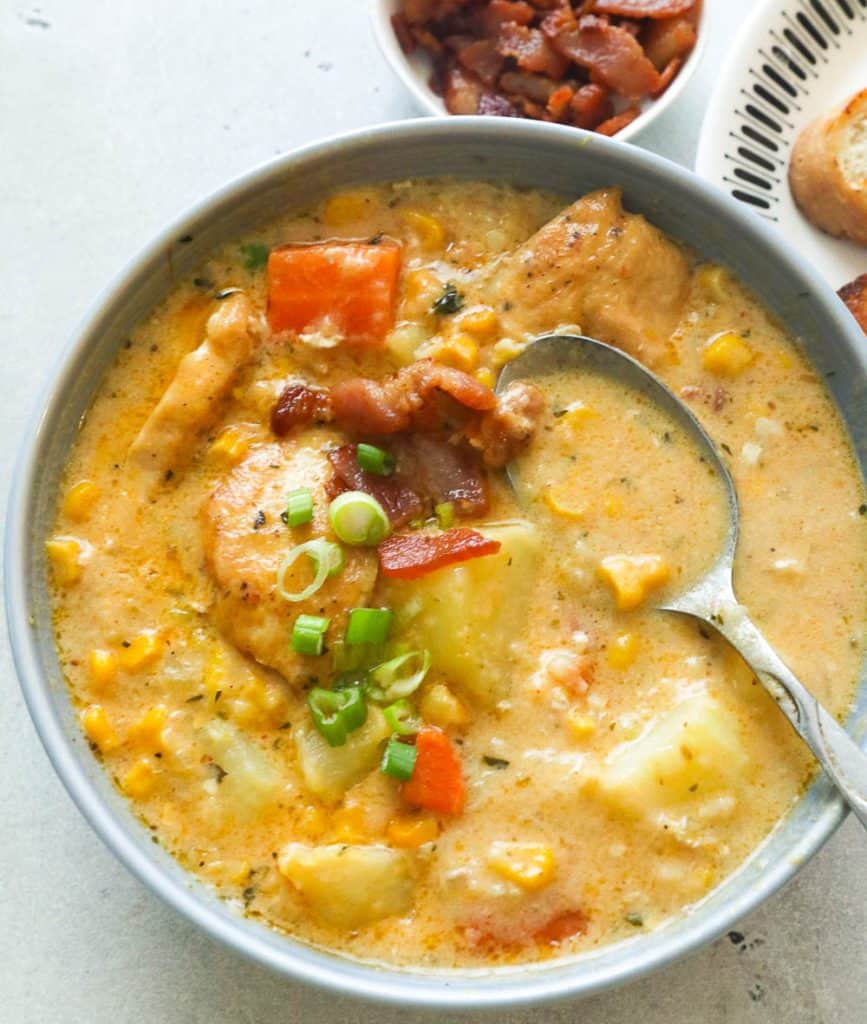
[6,118,866,1009]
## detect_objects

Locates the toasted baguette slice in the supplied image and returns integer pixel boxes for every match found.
[838,272,867,334]
[789,89,867,246]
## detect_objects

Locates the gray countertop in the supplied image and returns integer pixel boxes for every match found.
[1,2,864,1021]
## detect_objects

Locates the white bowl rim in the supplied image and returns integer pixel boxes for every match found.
[368,0,708,143]
[5,115,862,1010]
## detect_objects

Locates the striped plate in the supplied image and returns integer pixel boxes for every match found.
[696,0,867,288]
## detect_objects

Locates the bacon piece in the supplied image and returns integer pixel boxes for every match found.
[838,273,867,334]
[642,15,696,70]
[546,84,574,120]
[443,62,484,113]
[595,105,641,135]
[327,445,424,527]
[497,23,570,78]
[477,92,520,116]
[593,0,695,18]
[379,528,501,579]
[458,38,504,86]
[546,14,661,100]
[570,82,614,129]
[470,381,546,468]
[329,359,496,436]
[391,12,416,55]
[499,69,558,105]
[652,56,682,96]
[271,382,330,436]
[481,0,535,33]
[328,437,489,523]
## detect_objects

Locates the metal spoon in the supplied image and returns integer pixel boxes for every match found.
[498,333,867,829]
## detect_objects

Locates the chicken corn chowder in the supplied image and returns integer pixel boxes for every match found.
[48,181,867,968]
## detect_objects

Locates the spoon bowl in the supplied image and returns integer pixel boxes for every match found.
[499,333,867,829]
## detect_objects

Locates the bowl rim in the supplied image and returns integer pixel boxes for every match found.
[6,115,859,1010]
[367,0,708,144]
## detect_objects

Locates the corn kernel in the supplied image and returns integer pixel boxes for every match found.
[602,494,623,518]
[209,427,250,465]
[544,486,586,521]
[488,842,556,891]
[299,805,327,839]
[81,704,119,752]
[420,684,469,729]
[203,645,227,695]
[607,633,639,669]
[474,367,495,388]
[490,337,526,367]
[228,861,253,886]
[122,757,159,798]
[87,649,118,689]
[403,268,441,307]
[45,537,84,586]
[321,190,371,226]
[387,815,439,848]
[129,705,168,749]
[63,480,100,522]
[331,805,368,843]
[401,209,446,250]
[695,264,731,304]
[431,333,479,373]
[702,332,755,377]
[559,401,598,427]
[118,631,162,672]
[598,554,671,611]
[457,306,499,339]
[567,708,596,740]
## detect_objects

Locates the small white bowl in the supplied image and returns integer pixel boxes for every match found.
[370,0,707,142]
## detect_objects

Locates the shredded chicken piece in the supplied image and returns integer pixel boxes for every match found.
[128,292,257,492]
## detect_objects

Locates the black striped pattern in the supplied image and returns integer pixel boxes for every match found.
[722,0,866,221]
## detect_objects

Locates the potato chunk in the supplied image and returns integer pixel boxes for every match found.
[385,522,541,707]
[199,719,283,819]
[598,692,749,819]
[277,843,414,928]
[295,706,390,803]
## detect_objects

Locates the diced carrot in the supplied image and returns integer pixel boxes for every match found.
[378,528,501,580]
[267,240,402,346]
[402,726,466,816]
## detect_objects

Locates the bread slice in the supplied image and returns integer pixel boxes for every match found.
[838,272,867,334]
[789,89,867,247]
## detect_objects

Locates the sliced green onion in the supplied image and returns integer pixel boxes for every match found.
[383,699,420,736]
[331,638,386,674]
[357,443,395,477]
[328,491,391,546]
[276,539,344,602]
[434,501,455,529]
[291,614,330,656]
[368,649,431,702]
[346,607,393,646]
[308,685,367,746]
[285,488,313,527]
[381,735,418,780]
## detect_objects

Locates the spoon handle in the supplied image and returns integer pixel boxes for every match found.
[715,608,867,830]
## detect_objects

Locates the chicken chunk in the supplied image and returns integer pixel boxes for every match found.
[481,188,690,365]
[128,292,258,490]
[201,432,377,683]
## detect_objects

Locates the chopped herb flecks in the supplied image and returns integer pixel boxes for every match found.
[432,283,465,316]
[239,242,270,272]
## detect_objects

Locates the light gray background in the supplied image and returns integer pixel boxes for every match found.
[1,1,863,1021]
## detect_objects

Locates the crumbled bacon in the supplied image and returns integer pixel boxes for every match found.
[271,382,330,436]
[379,528,501,579]
[596,105,641,136]
[469,381,547,468]
[400,0,701,134]
[327,445,425,527]
[594,0,696,18]
[534,909,590,945]
[546,14,661,100]
[496,23,569,78]
[329,360,496,436]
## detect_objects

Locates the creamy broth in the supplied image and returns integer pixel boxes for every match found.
[48,180,867,968]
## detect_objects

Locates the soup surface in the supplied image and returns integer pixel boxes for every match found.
[48,180,867,968]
